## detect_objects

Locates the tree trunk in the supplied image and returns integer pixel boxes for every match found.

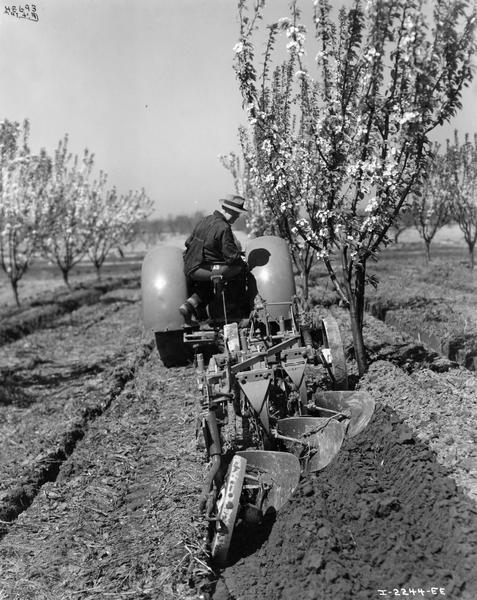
[11,279,20,307]
[354,263,366,331]
[424,239,431,263]
[470,244,475,270]
[95,263,102,281]
[342,258,368,376]
[301,270,309,303]
[348,295,368,376]
[351,264,367,376]
[61,268,71,288]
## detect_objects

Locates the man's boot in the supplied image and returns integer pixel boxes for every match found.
[179,293,201,325]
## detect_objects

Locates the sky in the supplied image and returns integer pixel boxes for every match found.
[0,0,476,218]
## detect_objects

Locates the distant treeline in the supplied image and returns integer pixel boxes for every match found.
[134,211,247,246]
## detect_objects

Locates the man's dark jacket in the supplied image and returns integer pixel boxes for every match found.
[183,211,243,276]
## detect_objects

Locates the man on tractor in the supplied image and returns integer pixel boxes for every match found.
[179,194,248,324]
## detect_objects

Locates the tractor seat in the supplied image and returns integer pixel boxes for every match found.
[189,263,243,283]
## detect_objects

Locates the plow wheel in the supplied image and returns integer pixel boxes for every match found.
[211,455,247,567]
[211,451,300,566]
[320,316,348,390]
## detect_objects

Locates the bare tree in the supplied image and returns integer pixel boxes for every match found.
[0,119,52,305]
[447,131,477,269]
[41,135,95,287]
[389,208,414,244]
[410,147,452,262]
[85,181,151,280]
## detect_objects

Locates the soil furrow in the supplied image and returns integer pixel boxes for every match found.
[326,306,457,374]
[0,339,154,537]
[0,354,206,600]
[309,250,477,370]
[366,299,477,370]
[0,276,139,347]
[0,293,153,539]
[1,362,105,388]
[359,361,477,503]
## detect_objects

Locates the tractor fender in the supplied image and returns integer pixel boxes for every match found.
[245,236,296,320]
[141,245,187,332]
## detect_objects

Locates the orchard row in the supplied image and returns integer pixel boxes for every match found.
[0,119,152,305]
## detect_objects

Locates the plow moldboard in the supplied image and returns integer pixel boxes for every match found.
[312,390,375,437]
[277,417,346,472]
[236,450,300,513]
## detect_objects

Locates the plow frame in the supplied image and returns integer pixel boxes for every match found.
[190,296,358,565]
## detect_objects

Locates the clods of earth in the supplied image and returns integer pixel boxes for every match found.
[0,266,476,600]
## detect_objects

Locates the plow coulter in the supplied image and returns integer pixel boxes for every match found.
[141,235,375,566]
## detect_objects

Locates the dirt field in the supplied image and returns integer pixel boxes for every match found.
[0,255,142,309]
[309,241,477,370]
[0,240,476,600]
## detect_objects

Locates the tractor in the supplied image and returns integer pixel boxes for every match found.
[141,235,374,566]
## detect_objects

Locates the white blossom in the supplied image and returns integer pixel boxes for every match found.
[233,42,244,54]
[399,111,420,125]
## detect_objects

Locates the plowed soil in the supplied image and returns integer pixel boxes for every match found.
[309,244,477,369]
[222,374,477,600]
[1,246,477,600]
